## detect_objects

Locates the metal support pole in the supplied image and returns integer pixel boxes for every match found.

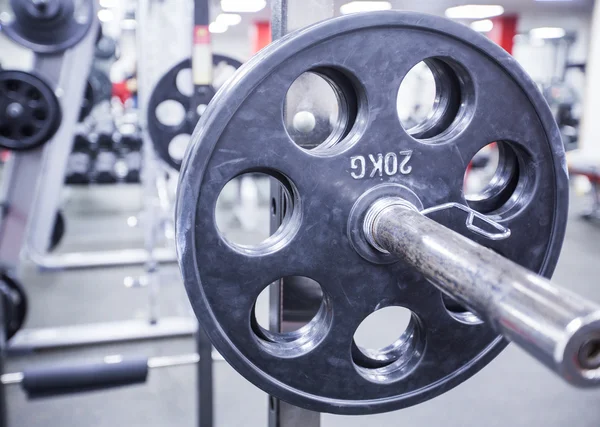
[0,290,7,427]
[364,197,600,387]
[196,326,212,427]
[192,1,214,426]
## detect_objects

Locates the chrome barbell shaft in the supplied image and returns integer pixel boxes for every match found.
[364,197,600,387]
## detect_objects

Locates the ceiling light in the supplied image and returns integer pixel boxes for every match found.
[445,5,504,19]
[470,19,493,32]
[97,9,114,22]
[99,0,118,8]
[216,13,242,26]
[209,21,228,34]
[221,0,266,13]
[530,27,566,39]
[340,1,392,14]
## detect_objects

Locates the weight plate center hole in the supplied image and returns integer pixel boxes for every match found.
[6,102,24,118]
[579,339,600,370]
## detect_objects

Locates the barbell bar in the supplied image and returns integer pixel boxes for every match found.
[364,197,600,387]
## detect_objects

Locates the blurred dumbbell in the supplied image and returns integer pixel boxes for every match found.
[121,134,143,184]
[65,134,95,185]
[94,133,118,184]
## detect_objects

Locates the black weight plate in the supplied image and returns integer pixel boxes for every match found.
[0,70,61,151]
[176,12,568,414]
[88,68,112,104]
[3,0,94,54]
[0,272,27,341]
[48,210,65,252]
[147,55,242,171]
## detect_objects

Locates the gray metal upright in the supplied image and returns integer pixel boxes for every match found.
[137,1,212,426]
[6,0,195,355]
[0,17,98,273]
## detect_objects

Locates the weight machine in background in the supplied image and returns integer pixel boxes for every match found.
[0,2,200,423]
[0,0,195,353]
[0,0,98,424]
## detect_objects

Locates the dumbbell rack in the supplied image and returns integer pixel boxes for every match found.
[33,126,178,272]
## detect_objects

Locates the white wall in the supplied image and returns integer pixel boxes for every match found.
[513,12,591,102]
[579,1,600,155]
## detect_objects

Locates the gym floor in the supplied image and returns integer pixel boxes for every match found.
[6,184,600,427]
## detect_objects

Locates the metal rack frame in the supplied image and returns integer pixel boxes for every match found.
[0,5,98,426]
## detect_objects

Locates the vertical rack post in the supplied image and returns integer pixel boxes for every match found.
[0,292,6,427]
[192,1,214,426]
[137,0,212,424]
[136,0,160,326]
